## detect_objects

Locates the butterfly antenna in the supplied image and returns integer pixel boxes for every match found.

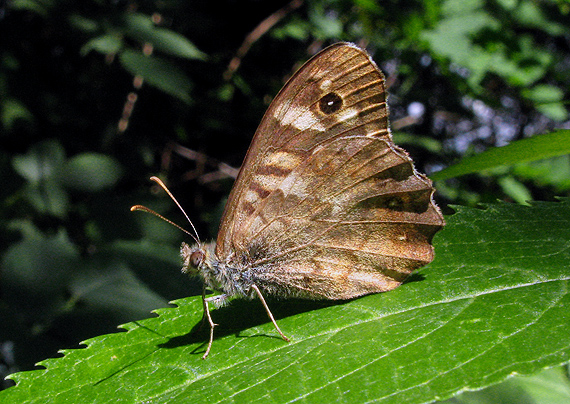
[130,176,201,245]
[130,204,199,243]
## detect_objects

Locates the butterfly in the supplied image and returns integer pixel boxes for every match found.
[135,42,444,359]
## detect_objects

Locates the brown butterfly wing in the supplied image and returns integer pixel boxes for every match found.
[216,43,390,256]
[216,43,444,299]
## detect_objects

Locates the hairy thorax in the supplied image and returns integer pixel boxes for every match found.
[181,242,253,299]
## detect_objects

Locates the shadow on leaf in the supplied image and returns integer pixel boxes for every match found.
[159,296,347,355]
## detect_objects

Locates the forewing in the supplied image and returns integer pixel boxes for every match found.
[217,43,390,259]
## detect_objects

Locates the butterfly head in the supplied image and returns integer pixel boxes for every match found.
[181,241,240,298]
[181,241,218,275]
[181,242,204,274]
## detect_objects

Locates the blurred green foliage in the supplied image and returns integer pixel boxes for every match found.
[1,0,569,400]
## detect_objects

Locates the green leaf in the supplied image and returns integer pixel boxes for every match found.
[22,179,69,217]
[119,50,192,103]
[535,103,569,122]
[522,84,568,121]
[431,130,570,181]
[512,156,570,192]
[272,18,311,41]
[445,365,570,404]
[522,84,564,104]
[69,261,168,319]
[497,175,532,205]
[12,140,65,185]
[309,4,344,40]
[62,153,123,192]
[12,140,69,217]
[68,14,99,34]
[124,13,206,60]
[1,98,33,130]
[393,132,443,153]
[2,227,79,305]
[3,199,570,403]
[9,0,50,16]
[81,34,123,56]
[512,0,567,36]
[421,0,555,90]
[421,3,500,89]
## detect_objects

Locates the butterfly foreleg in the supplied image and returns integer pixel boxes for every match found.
[250,284,291,343]
[201,291,229,359]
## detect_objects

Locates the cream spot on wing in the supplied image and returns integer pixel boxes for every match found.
[336,108,358,122]
[277,105,326,132]
[244,189,259,204]
[254,174,283,190]
[279,174,308,198]
[329,195,348,216]
[320,79,332,91]
[264,151,302,171]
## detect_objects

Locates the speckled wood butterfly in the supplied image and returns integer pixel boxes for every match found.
[134,42,444,358]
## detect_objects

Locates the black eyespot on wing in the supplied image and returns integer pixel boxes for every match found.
[319,92,343,114]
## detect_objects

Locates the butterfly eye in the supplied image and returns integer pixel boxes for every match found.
[190,250,205,268]
[319,92,343,114]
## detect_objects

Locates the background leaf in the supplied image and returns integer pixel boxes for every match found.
[62,153,123,192]
[124,13,207,60]
[3,199,570,403]
[119,50,193,103]
[431,130,570,181]
[447,366,570,404]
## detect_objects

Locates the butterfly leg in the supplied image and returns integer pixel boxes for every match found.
[199,287,208,329]
[250,284,291,343]
[201,293,218,360]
